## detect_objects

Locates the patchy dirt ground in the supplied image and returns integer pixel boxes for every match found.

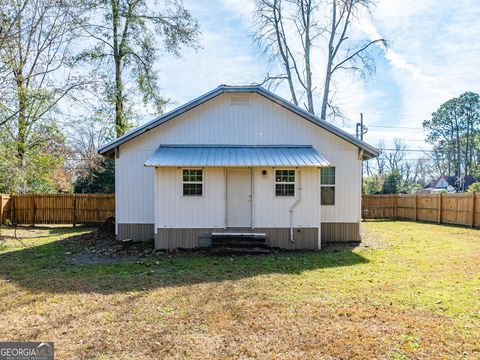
[0,221,478,359]
[68,228,152,262]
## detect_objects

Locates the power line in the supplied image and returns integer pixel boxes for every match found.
[366,158,442,162]
[372,136,426,142]
[369,125,423,130]
[383,148,434,152]
[362,112,429,117]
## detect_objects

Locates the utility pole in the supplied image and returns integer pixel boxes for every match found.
[356,113,367,140]
[357,113,368,196]
[360,113,364,141]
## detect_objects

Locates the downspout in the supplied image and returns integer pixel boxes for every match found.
[289,170,302,242]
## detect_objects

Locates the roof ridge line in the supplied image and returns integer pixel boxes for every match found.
[98,85,379,159]
[159,144,313,148]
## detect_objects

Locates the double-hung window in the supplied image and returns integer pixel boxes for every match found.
[275,170,295,196]
[183,169,203,196]
[321,167,335,205]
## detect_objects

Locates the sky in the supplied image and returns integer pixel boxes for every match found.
[155,0,480,155]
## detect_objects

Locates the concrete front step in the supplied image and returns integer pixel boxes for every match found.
[211,239,269,248]
[210,247,270,255]
[211,232,267,240]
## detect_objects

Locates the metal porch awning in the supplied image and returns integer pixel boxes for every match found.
[144,145,331,167]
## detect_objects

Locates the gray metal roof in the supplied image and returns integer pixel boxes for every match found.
[98,85,379,159]
[144,145,331,167]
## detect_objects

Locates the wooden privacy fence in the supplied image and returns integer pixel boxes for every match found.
[362,193,480,228]
[0,194,115,225]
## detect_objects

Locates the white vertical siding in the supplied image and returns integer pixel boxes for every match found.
[320,152,362,223]
[115,93,363,227]
[155,167,225,228]
[253,168,319,227]
[116,149,155,225]
[153,166,320,229]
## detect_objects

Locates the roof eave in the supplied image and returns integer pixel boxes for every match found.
[97,85,380,159]
[97,85,227,156]
[254,88,380,159]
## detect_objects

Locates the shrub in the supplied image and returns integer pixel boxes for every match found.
[467,182,480,192]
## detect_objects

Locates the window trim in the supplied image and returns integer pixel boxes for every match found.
[321,166,335,205]
[274,169,296,197]
[182,168,204,197]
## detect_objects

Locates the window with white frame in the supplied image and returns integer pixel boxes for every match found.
[183,169,203,196]
[321,167,335,205]
[275,169,295,196]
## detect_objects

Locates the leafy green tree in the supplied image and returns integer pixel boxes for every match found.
[423,92,479,182]
[467,182,480,192]
[0,0,87,166]
[382,171,402,194]
[74,157,115,193]
[0,134,70,193]
[363,175,383,194]
[74,0,200,137]
[459,92,480,177]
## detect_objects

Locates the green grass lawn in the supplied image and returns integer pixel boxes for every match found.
[0,222,478,359]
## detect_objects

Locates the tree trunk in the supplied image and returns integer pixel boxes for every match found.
[465,120,470,177]
[273,0,298,106]
[320,0,336,120]
[454,111,461,179]
[284,59,298,106]
[16,75,27,166]
[112,0,125,138]
[15,11,27,166]
[303,0,314,114]
[321,58,333,120]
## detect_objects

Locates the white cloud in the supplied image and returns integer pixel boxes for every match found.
[151,0,480,155]
[156,0,267,109]
[220,0,255,24]
[337,0,480,151]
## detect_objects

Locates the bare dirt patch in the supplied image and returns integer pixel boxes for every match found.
[64,223,155,264]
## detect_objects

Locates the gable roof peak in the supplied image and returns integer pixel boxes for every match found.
[98,85,379,159]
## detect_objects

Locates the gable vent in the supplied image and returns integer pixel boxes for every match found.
[230,95,250,106]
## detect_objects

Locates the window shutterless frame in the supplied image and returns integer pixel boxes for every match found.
[321,167,335,205]
[275,169,295,196]
[182,169,204,196]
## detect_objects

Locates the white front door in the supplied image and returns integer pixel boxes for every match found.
[226,168,252,227]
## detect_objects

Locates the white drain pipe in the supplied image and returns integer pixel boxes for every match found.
[289,170,302,242]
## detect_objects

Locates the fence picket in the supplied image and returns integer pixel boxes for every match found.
[472,192,476,228]
[363,193,479,228]
[0,193,114,225]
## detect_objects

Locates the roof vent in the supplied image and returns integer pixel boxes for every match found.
[230,95,250,106]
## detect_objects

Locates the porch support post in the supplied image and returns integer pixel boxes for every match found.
[153,167,158,235]
[223,168,227,229]
[250,167,255,229]
[318,167,322,250]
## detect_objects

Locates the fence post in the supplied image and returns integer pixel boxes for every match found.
[472,192,476,228]
[414,194,418,222]
[395,195,398,220]
[0,195,3,225]
[12,194,17,225]
[72,194,77,227]
[437,193,442,224]
[31,196,36,227]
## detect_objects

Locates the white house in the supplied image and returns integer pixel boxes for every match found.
[420,175,457,193]
[98,85,379,250]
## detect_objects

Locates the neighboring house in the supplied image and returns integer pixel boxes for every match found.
[421,175,457,193]
[420,175,480,194]
[98,85,379,250]
[433,175,455,191]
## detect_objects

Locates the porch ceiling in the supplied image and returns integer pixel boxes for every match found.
[144,145,331,167]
